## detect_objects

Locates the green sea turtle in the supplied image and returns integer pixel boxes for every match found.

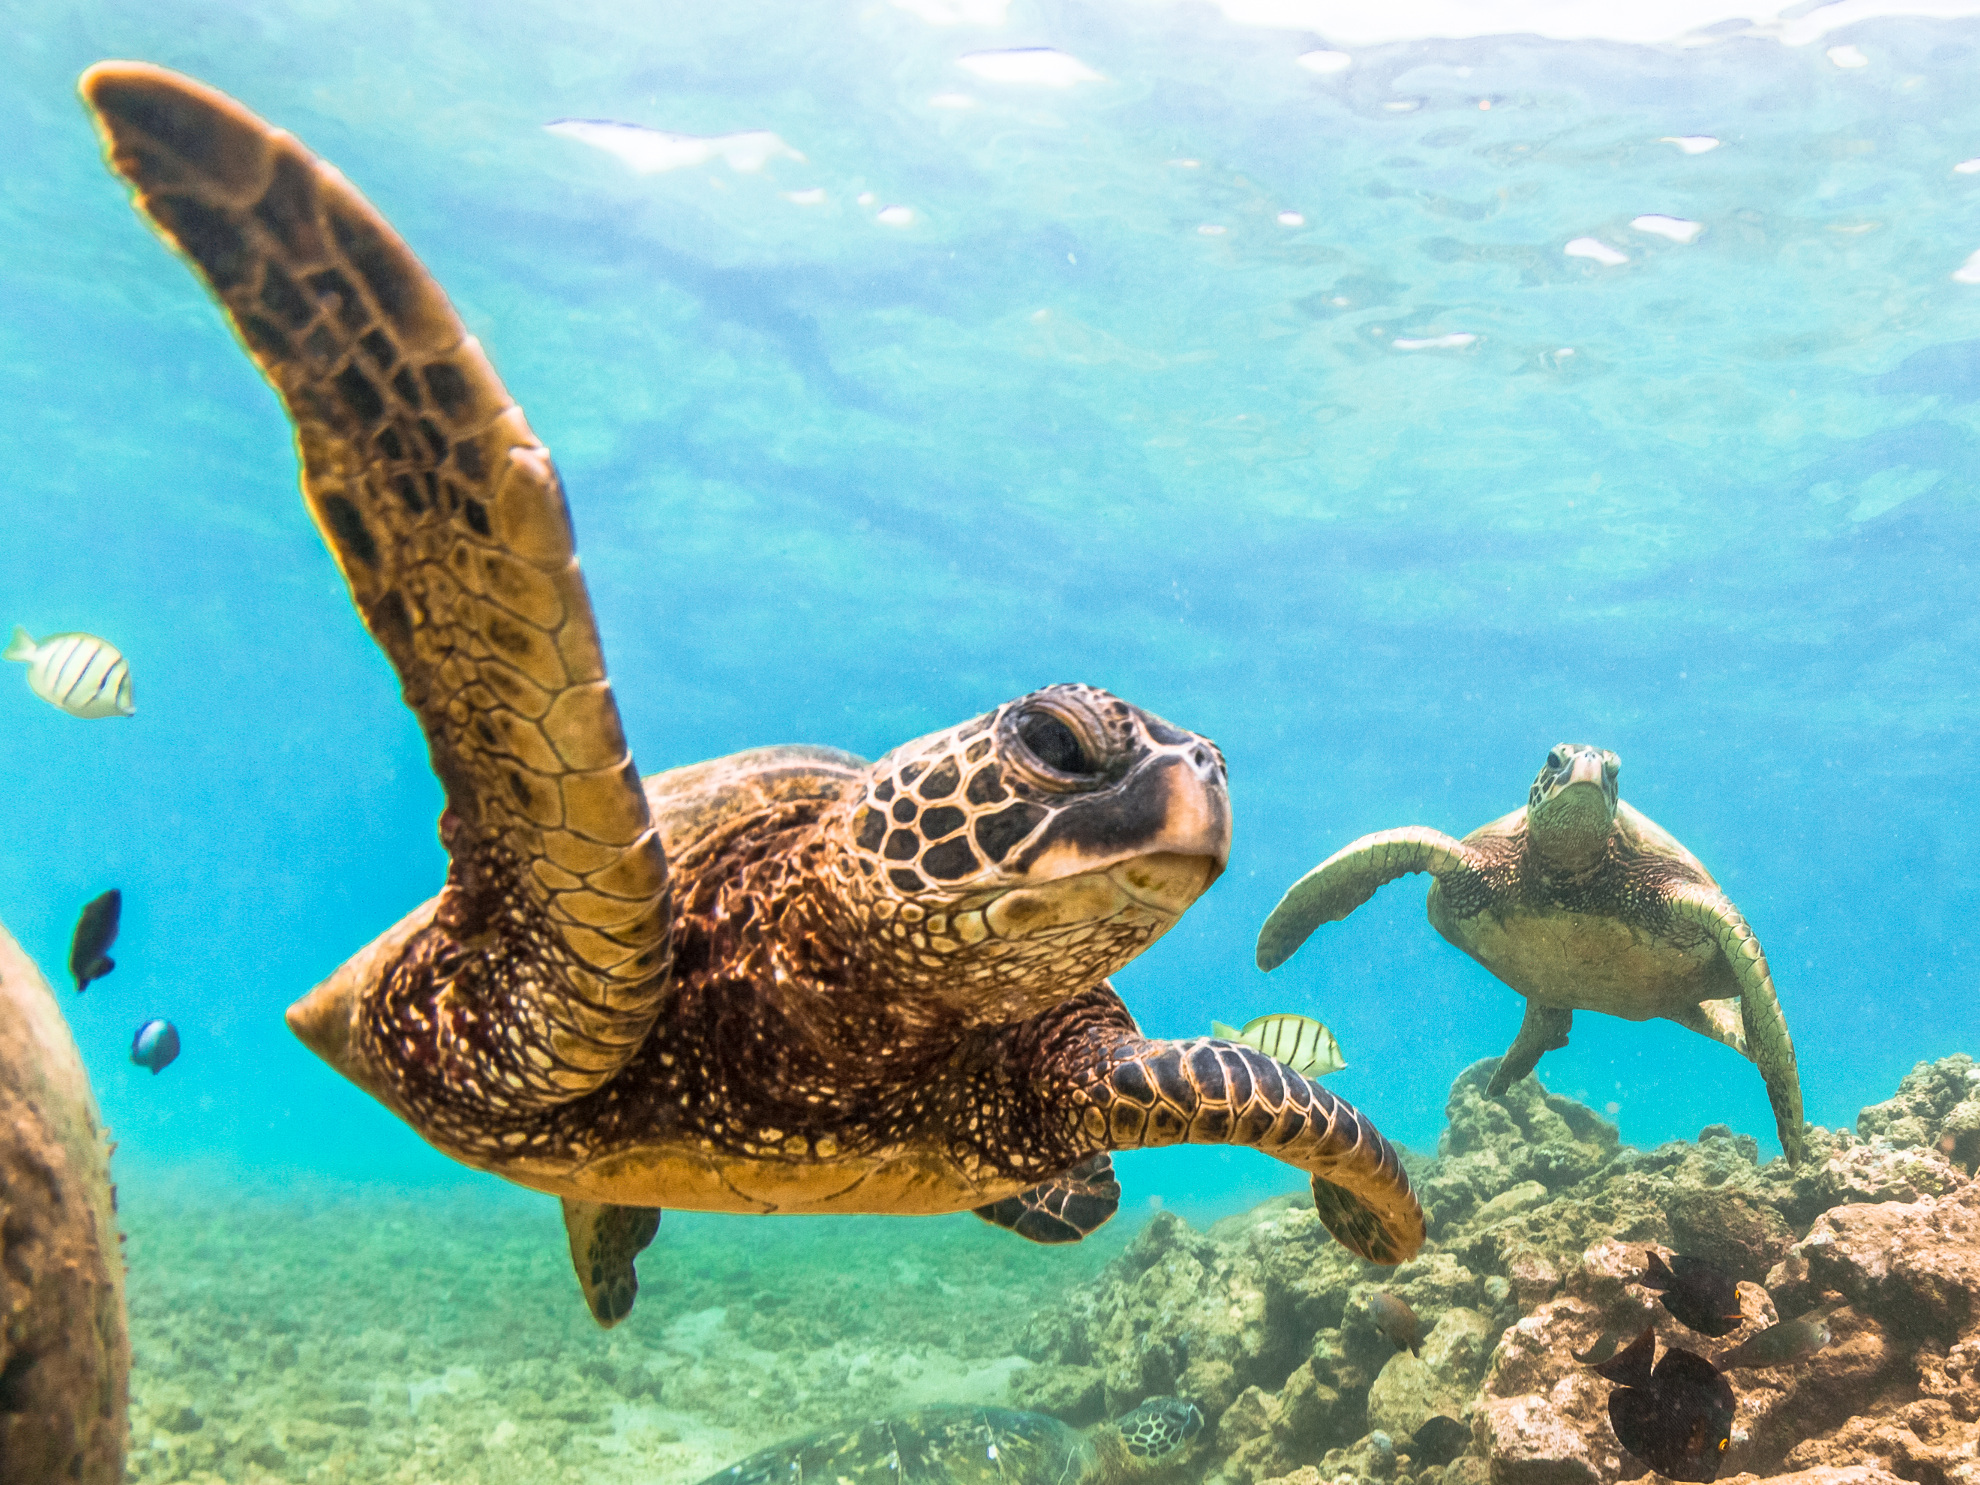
[81,62,1425,1325]
[1256,744,1806,1165]
[698,1396,1203,1485]
[0,919,128,1485]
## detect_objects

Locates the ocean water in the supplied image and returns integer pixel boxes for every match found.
[3,0,1978,1478]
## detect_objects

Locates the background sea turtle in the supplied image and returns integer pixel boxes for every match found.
[1256,744,1806,1165]
[698,1396,1203,1485]
[0,919,128,1485]
[82,62,1426,1324]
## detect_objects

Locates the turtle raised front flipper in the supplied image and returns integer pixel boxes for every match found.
[82,64,671,1117]
[973,1151,1120,1243]
[1665,886,1806,1166]
[560,1199,661,1327]
[1257,826,1479,971]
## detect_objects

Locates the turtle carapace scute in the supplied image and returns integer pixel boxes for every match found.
[81,60,1427,1324]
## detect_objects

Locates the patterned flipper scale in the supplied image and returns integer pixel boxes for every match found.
[1083,1039,1425,1265]
[560,1199,662,1328]
[82,64,672,1104]
[972,1152,1121,1243]
[1257,826,1476,971]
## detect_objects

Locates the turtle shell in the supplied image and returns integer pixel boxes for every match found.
[698,1405,1090,1485]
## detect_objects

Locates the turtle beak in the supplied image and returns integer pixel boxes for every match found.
[1567,751,1606,788]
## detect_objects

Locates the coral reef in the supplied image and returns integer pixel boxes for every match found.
[115,1054,1978,1483]
[1019,1055,1980,1485]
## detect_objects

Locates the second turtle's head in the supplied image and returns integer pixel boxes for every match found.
[1527,743,1620,868]
[824,684,1229,1022]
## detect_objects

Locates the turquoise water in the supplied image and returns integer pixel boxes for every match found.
[4,0,1977,1283]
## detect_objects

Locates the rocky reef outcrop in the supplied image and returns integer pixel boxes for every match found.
[1015,1054,1980,1485]
[0,919,129,1485]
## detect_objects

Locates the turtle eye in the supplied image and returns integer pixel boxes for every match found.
[1546,748,1565,769]
[1016,710,1094,775]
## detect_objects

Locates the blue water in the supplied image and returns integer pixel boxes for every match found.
[4,0,1978,1227]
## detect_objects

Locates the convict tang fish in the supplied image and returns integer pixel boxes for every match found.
[1211,1013,1346,1078]
[5,626,134,718]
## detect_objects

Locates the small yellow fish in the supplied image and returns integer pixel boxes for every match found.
[5,626,133,719]
[1210,1013,1346,1077]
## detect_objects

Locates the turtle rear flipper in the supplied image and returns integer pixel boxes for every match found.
[1488,1003,1573,1095]
[561,1199,661,1328]
[1257,827,1477,971]
[84,64,672,1107]
[973,1152,1120,1242]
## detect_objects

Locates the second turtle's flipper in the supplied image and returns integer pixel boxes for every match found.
[1669,889,1807,1167]
[1076,1037,1424,1265]
[1488,1004,1573,1095]
[1258,827,1476,971]
[561,1198,661,1328]
[972,1152,1121,1243]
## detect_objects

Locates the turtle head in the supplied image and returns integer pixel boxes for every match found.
[1104,1397,1205,1470]
[1527,743,1620,870]
[825,684,1229,1023]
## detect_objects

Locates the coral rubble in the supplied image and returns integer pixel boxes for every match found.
[1018,1055,1980,1485]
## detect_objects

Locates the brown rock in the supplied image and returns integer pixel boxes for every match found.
[0,919,128,1485]
[1793,1184,1980,1342]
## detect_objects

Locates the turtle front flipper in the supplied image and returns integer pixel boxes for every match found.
[972,1152,1120,1243]
[1077,1036,1425,1265]
[1488,1003,1573,1095]
[1258,827,1477,971]
[1667,888,1807,1166]
[83,65,672,1110]
[561,1199,661,1328]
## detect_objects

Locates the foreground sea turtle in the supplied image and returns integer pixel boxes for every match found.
[1257,744,1806,1165]
[0,919,128,1485]
[699,1396,1203,1485]
[82,62,1425,1323]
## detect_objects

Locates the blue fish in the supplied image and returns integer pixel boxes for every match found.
[130,1019,179,1074]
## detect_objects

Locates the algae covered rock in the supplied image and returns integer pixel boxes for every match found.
[0,919,128,1484]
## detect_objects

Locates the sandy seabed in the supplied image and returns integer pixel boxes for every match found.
[120,1184,1135,1485]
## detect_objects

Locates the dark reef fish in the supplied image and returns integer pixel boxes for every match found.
[1639,1250,1743,1337]
[1591,1327,1736,1483]
[1363,1291,1422,1355]
[69,887,121,991]
[1714,1315,1831,1371]
[1411,1414,1472,1466]
[1573,1327,1630,1365]
[130,1018,179,1074]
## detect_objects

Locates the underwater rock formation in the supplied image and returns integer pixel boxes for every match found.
[0,919,129,1484]
[1018,1055,1980,1485]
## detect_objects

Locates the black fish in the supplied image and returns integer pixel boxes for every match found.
[69,888,121,991]
[1364,1291,1422,1355]
[1574,1327,1630,1365]
[1412,1414,1472,1467]
[1593,1327,1736,1483]
[1714,1316,1831,1372]
[130,1018,179,1074]
[1639,1250,1743,1337]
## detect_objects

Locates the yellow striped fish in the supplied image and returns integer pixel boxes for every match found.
[1211,1014,1346,1077]
[5,626,134,719]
